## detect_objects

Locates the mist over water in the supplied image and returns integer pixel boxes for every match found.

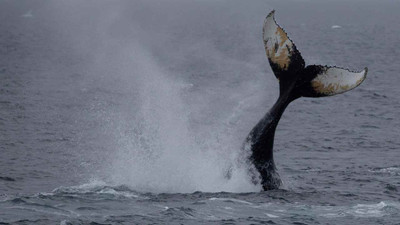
[104,43,259,193]
[1,0,400,224]
[32,0,270,193]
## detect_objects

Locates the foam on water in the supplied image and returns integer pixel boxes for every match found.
[369,166,400,176]
[317,201,400,218]
[209,197,254,205]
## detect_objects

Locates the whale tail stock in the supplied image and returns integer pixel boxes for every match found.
[246,10,367,190]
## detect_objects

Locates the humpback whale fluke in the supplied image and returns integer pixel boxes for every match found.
[245,10,367,191]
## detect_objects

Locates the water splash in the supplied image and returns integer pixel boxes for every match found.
[103,46,260,193]
[42,0,267,194]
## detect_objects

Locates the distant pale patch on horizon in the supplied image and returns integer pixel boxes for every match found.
[331,25,342,29]
[22,10,33,18]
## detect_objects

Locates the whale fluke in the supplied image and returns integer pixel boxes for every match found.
[263,10,305,85]
[297,65,367,97]
[245,10,367,190]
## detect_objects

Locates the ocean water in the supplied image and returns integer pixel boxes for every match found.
[1,0,399,224]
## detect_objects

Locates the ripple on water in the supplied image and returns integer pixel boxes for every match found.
[1,180,400,224]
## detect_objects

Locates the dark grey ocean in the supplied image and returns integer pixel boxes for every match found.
[1,0,399,224]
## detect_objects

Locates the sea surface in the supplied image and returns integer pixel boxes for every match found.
[1,0,399,224]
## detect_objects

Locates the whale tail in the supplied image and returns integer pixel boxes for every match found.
[263,10,367,100]
[247,11,367,191]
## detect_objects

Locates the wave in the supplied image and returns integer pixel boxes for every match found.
[369,166,400,176]
[1,181,399,224]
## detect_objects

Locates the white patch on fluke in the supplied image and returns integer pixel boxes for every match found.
[311,67,367,96]
[263,11,294,71]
